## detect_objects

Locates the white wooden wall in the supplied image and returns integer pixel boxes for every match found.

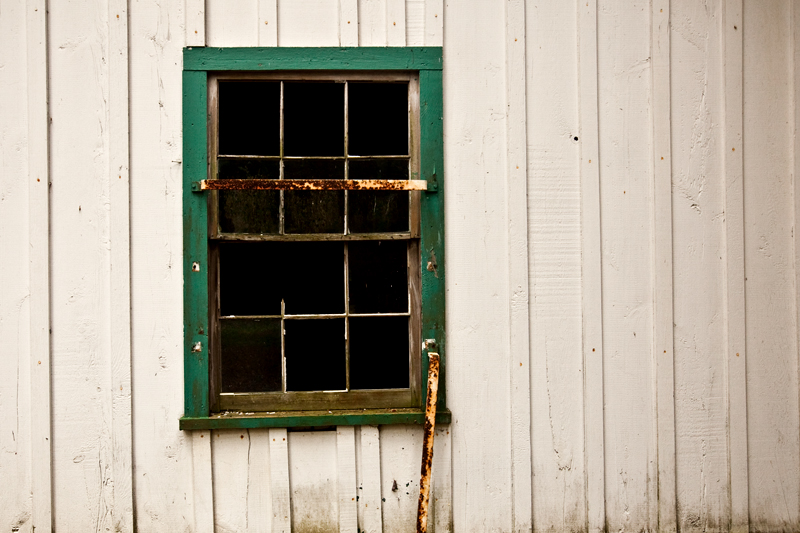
[2,0,800,532]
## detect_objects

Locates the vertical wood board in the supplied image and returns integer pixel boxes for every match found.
[596,0,657,530]
[742,2,800,530]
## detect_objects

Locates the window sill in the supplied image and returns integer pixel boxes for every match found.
[180,407,451,430]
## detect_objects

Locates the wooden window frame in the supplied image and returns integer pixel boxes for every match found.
[180,47,448,430]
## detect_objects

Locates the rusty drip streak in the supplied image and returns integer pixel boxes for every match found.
[199,179,427,191]
[417,352,440,533]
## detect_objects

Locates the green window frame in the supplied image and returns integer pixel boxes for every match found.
[179,47,448,430]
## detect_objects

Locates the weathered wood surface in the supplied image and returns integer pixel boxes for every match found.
[1,1,800,532]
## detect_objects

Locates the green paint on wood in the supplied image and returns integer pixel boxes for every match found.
[182,48,445,426]
[183,70,210,417]
[420,69,446,410]
[180,408,452,430]
[184,47,442,71]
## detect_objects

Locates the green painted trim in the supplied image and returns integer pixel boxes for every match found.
[182,49,446,427]
[184,47,442,71]
[180,408,452,430]
[419,69,446,410]
[183,70,210,417]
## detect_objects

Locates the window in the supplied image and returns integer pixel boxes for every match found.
[180,48,448,429]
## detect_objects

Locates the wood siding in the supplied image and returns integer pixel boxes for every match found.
[1,0,799,532]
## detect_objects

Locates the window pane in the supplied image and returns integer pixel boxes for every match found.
[285,319,346,391]
[284,159,345,234]
[348,240,408,314]
[349,317,409,389]
[220,318,282,392]
[218,159,281,234]
[348,82,408,156]
[220,242,344,317]
[349,159,409,233]
[218,81,280,156]
[284,82,345,156]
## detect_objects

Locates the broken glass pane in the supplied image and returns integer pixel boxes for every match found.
[285,318,346,391]
[220,318,282,392]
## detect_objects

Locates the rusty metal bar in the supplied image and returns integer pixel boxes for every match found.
[417,352,440,533]
[194,179,427,191]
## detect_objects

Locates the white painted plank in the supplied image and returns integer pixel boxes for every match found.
[287,431,339,533]
[212,430,253,533]
[387,0,406,46]
[358,0,387,46]
[212,429,271,533]
[48,0,116,529]
[192,431,215,533]
[185,0,205,46]
[577,1,605,532]
[207,0,258,47]
[0,0,34,530]
[742,2,800,530]
[247,430,272,533]
[722,0,748,531]
[129,0,194,529]
[596,0,657,530]
[25,0,51,530]
[527,0,585,530]
[505,1,533,532]
[108,1,134,531]
[269,428,291,533]
[443,0,513,531]
[424,0,442,46]
[670,1,729,532]
[337,427,358,533]
[379,425,423,533]
[259,0,278,46]
[278,0,339,46]
[339,0,359,46]
[405,0,424,46]
[432,426,452,533]
[358,426,383,533]
[650,1,677,531]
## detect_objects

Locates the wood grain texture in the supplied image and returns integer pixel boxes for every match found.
[108,1,134,531]
[185,0,205,46]
[278,0,339,46]
[670,1,729,531]
[25,0,52,531]
[337,427,358,533]
[48,1,118,529]
[380,425,423,533]
[424,0,442,46]
[357,426,383,533]
[577,1,605,532]
[358,0,387,46]
[528,1,586,530]
[287,431,339,533]
[1,1,34,531]
[129,0,194,529]
[721,1,748,531]
[432,426,453,533]
[192,432,214,533]
[259,0,278,46]
[387,0,406,46]
[596,0,656,530]
[406,0,425,45]
[505,1,533,532]
[269,428,292,533]
[651,1,677,531]
[443,1,513,531]
[742,2,800,530]
[207,0,258,47]
[339,0,359,46]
